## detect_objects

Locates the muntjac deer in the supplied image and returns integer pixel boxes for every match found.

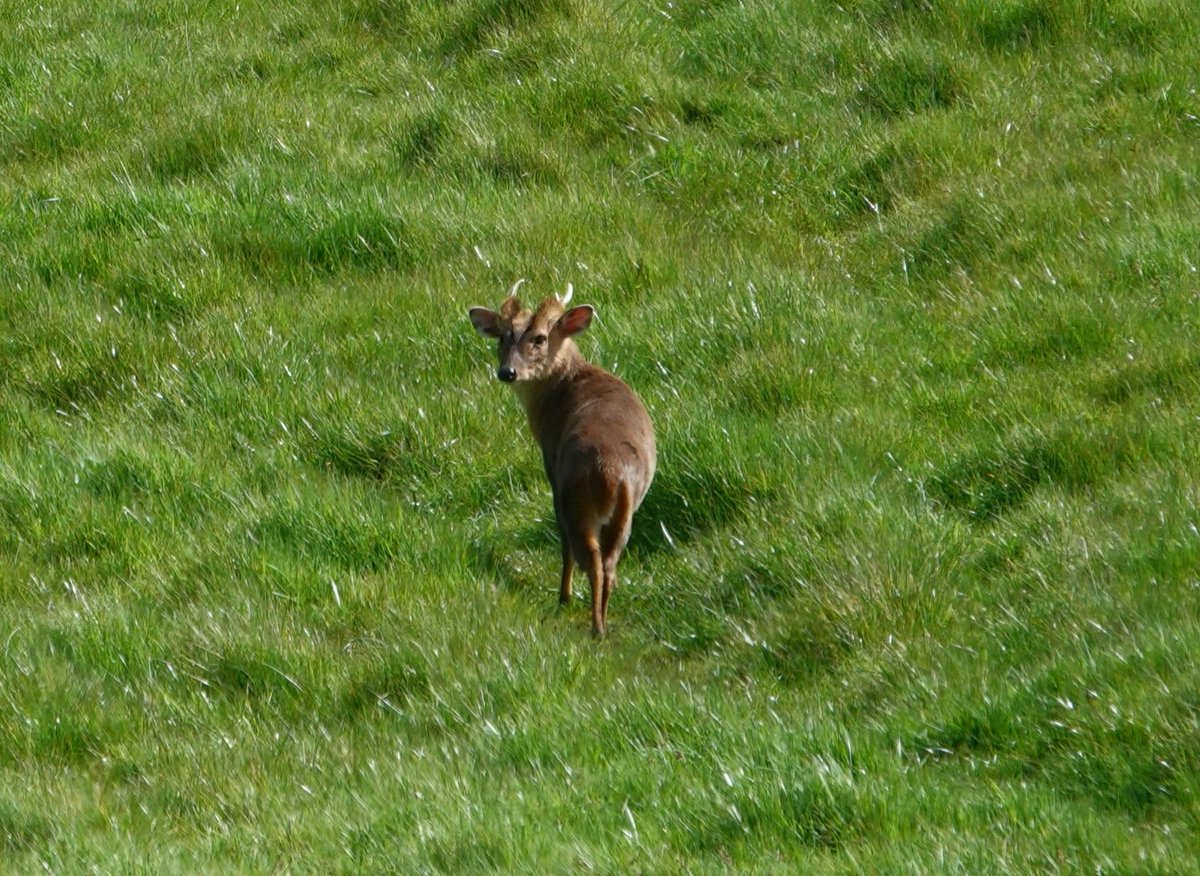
[469,281,656,636]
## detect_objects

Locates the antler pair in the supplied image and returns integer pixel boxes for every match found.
[501,278,573,316]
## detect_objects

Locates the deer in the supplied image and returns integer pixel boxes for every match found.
[468,281,656,636]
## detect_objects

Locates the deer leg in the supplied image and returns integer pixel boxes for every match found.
[585,537,605,637]
[597,483,633,634]
[600,561,616,627]
[559,535,574,605]
[554,492,573,605]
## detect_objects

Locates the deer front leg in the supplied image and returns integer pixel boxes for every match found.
[559,536,574,605]
[554,492,573,605]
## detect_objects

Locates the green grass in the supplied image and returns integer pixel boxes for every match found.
[2,0,1199,870]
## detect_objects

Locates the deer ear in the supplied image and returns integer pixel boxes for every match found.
[558,305,594,337]
[469,307,502,338]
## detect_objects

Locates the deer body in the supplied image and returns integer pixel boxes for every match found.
[469,287,655,636]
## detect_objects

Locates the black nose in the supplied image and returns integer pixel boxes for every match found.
[497,366,517,382]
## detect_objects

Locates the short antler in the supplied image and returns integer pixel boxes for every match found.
[501,278,527,319]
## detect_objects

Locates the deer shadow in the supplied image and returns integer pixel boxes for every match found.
[627,461,761,556]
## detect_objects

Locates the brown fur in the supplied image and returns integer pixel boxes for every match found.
[468,293,656,636]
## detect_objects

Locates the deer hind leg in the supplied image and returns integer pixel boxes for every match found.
[600,555,617,629]
[562,507,604,634]
[598,483,634,634]
[563,476,623,636]
[583,535,605,636]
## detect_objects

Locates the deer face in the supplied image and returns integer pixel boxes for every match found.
[469,294,593,384]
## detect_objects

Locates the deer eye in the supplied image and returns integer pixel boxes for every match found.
[531,334,547,346]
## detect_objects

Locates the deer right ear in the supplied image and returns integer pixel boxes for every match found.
[469,307,502,338]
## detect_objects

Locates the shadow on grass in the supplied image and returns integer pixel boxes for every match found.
[439,0,569,58]
[692,778,883,855]
[211,202,428,281]
[630,462,763,555]
[912,686,1181,817]
[344,0,412,37]
[757,616,855,686]
[339,646,432,717]
[929,425,1134,522]
[302,423,425,484]
[0,799,52,854]
[467,521,558,599]
[856,53,961,119]
[975,0,1058,51]
[1094,354,1200,407]
[0,689,109,770]
[252,505,406,573]
[27,355,133,411]
[902,199,997,285]
[139,114,251,182]
[200,645,304,703]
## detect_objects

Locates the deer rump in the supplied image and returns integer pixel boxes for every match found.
[536,363,655,567]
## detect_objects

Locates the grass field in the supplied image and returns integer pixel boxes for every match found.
[3,0,1199,871]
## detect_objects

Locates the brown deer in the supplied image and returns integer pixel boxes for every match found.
[469,281,656,636]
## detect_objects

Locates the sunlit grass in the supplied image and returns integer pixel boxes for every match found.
[2,0,1199,871]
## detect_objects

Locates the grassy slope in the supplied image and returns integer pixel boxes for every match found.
[2,0,1199,870]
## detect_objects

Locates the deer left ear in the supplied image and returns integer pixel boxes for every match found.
[558,305,595,337]
[469,307,502,338]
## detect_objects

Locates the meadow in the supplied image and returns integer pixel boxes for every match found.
[2,0,1199,871]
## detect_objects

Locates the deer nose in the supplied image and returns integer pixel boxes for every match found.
[497,366,517,382]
